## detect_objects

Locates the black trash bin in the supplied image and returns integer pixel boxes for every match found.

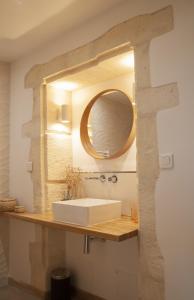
[51,268,71,300]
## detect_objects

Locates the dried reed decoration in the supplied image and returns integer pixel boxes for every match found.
[63,165,82,200]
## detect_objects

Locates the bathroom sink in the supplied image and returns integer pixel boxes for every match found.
[52,198,121,226]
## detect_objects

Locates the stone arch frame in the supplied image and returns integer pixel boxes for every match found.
[23,6,179,300]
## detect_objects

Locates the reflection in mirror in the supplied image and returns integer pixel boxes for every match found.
[80,90,135,160]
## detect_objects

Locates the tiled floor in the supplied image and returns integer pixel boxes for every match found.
[0,285,41,300]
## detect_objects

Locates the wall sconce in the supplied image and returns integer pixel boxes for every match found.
[59,104,70,124]
[57,104,72,134]
[45,86,72,136]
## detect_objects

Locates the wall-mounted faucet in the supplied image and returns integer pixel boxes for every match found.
[84,174,118,183]
[85,174,106,183]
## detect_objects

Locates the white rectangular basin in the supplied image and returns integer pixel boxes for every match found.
[52,198,121,226]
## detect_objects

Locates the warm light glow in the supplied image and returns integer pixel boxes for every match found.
[50,81,79,91]
[48,88,71,106]
[52,89,66,105]
[50,123,66,132]
[120,52,134,69]
[61,120,70,124]
[45,131,69,139]
[46,123,71,135]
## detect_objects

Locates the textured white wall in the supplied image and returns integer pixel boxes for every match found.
[9,0,194,299]
[0,63,9,198]
[0,62,10,287]
[45,86,73,208]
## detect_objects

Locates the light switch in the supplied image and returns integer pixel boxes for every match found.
[159,153,174,169]
[26,161,33,172]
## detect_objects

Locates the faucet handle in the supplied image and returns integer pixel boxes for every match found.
[108,175,118,183]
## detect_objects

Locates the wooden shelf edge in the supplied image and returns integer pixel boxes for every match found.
[1,211,138,242]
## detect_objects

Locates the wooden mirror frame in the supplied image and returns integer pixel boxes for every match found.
[80,89,136,160]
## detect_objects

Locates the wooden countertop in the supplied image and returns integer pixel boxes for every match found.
[2,211,138,242]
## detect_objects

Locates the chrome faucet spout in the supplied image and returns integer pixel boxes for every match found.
[84,174,106,183]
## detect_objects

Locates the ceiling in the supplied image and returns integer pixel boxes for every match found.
[0,0,125,62]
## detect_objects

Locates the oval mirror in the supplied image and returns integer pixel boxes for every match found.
[80,89,135,159]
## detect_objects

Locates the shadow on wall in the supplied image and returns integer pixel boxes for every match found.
[0,218,9,287]
[0,62,10,288]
